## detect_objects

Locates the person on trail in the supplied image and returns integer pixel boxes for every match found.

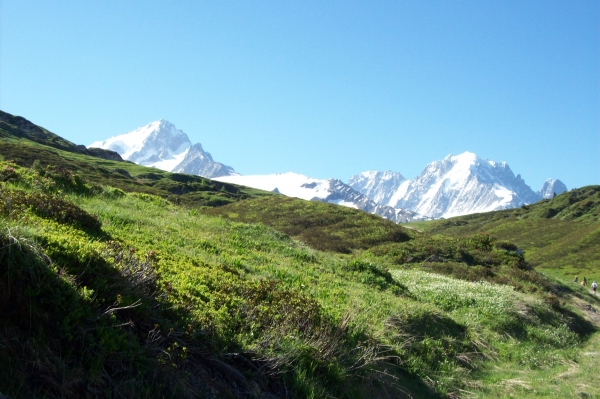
[582,277,587,287]
[592,281,597,295]
[574,276,579,283]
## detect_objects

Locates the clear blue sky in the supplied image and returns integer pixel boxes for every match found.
[1,1,598,189]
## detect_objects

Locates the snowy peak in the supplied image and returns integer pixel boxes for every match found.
[445,151,477,164]
[396,152,541,218]
[172,142,239,178]
[538,179,567,199]
[348,171,407,205]
[394,152,539,218]
[351,152,551,219]
[89,120,191,167]
[89,120,238,179]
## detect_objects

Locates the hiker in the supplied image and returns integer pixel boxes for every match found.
[574,276,579,283]
[593,281,598,295]
[582,277,587,287]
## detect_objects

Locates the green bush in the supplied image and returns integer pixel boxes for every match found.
[0,188,101,230]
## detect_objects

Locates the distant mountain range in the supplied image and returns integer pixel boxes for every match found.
[89,120,567,221]
[348,152,567,219]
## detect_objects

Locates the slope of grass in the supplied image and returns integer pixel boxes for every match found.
[203,195,414,253]
[0,158,597,398]
[0,112,598,398]
[205,194,566,294]
[411,187,600,291]
[0,137,272,208]
[0,110,123,160]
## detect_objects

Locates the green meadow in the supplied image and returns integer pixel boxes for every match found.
[0,111,599,398]
[412,187,600,291]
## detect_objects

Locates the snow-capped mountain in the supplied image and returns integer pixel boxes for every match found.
[214,173,428,223]
[347,171,409,205]
[88,120,238,179]
[537,179,567,199]
[349,152,562,219]
[90,123,565,222]
[171,143,236,177]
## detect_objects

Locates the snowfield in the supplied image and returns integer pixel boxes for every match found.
[214,172,331,200]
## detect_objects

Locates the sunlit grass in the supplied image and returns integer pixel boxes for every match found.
[0,158,598,398]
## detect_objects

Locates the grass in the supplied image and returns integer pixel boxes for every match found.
[0,160,431,397]
[411,187,600,291]
[0,158,596,398]
[470,323,600,398]
[0,111,599,398]
[398,188,600,398]
[203,195,414,253]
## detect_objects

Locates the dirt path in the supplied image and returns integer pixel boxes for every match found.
[565,295,600,398]
[572,295,600,326]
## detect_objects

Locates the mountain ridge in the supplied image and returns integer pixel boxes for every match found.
[89,120,568,221]
[349,152,567,219]
[0,110,123,162]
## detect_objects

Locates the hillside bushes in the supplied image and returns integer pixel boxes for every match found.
[0,226,158,398]
[0,159,594,398]
[0,188,101,230]
[368,233,558,293]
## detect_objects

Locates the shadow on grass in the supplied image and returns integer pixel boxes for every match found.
[0,227,230,398]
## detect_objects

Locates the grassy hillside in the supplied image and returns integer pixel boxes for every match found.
[412,187,600,289]
[204,196,414,253]
[0,110,123,160]
[0,111,272,208]
[1,159,596,399]
[0,112,598,398]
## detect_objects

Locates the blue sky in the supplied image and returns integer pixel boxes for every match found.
[1,1,598,189]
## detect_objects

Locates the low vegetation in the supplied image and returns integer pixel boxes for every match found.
[0,160,596,398]
[0,112,598,398]
[204,196,413,253]
[411,187,600,289]
[0,116,271,209]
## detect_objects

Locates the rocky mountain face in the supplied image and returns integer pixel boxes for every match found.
[315,179,427,223]
[347,171,408,205]
[88,120,238,179]
[214,173,428,223]
[172,143,237,177]
[349,152,566,219]
[538,179,567,199]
